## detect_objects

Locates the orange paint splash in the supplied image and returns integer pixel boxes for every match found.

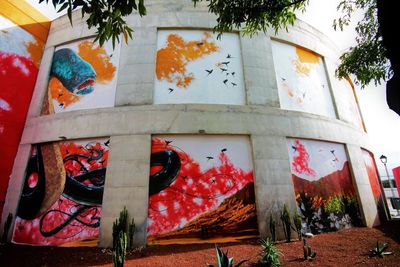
[49,77,80,108]
[293,47,321,75]
[25,38,45,67]
[78,41,116,83]
[156,32,219,88]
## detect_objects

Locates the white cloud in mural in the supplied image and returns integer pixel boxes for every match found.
[271,40,336,118]
[287,138,348,181]
[154,30,245,105]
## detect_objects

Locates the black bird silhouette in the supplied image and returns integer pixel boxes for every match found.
[182,176,187,180]
[221,148,227,153]
[66,149,70,154]
[104,139,110,147]
[221,61,230,66]
[206,156,214,161]
[330,150,335,154]
[226,72,230,76]
[58,93,63,97]
[223,79,228,85]
[292,145,297,152]
[59,103,64,107]
[168,88,174,93]
[206,69,213,75]
[220,68,228,72]
[165,140,173,146]
[231,72,235,77]
[231,82,237,87]
[281,77,286,81]
[197,42,204,46]
[227,54,234,59]
[110,54,113,58]
[211,179,216,184]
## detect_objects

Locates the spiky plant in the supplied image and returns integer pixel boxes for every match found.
[369,241,393,258]
[292,210,302,241]
[269,213,277,242]
[258,238,282,267]
[207,245,248,267]
[280,204,292,242]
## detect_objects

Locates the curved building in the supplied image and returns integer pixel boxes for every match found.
[1,0,388,247]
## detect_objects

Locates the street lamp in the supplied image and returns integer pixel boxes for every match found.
[380,155,397,200]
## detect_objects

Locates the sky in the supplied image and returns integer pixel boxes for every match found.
[26,0,400,177]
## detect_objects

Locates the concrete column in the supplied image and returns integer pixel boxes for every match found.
[346,144,380,227]
[241,35,280,107]
[251,135,297,239]
[115,27,157,106]
[99,134,151,247]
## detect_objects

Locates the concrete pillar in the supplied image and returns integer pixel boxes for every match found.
[251,135,297,239]
[99,134,151,247]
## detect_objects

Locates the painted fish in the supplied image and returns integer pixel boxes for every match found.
[51,48,96,95]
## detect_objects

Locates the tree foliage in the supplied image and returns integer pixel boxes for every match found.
[40,0,147,47]
[334,0,390,88]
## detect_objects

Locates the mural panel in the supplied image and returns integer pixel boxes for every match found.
[362,149,387,223]
[148,135,258,244]
[42,38,120,114]
[271,41,336,118]
[154,30,245,105]
[287,138,362,234]
[12,139,110,246]
[337,78,364,129]
[0,16,45,215]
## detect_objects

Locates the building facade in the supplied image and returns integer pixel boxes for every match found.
[1,0,388,247]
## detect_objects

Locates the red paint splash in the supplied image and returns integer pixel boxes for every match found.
[0,51,38,215]
[363,152,382,202]
[12,142,108,246]
[148,138,253,236]
[291,139,316,177]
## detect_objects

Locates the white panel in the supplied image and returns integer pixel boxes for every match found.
[154,30,245,105]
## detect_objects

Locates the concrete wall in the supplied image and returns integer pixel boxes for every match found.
[1,0,380,246]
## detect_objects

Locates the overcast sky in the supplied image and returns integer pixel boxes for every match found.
[27,0,400,175]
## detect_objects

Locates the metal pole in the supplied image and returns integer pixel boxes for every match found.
[383,162,396,198]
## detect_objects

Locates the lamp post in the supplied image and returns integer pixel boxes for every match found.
[380,155,397,199]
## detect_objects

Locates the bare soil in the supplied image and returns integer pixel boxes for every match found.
[0,220,399,267]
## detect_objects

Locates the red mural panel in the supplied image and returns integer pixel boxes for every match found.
[148,136,258,244]
[392,166,400,196]
[0,51,38,214]
[12,140,109,246]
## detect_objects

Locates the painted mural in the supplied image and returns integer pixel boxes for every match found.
[287,138,362,234]
[12,139,110,246]
[271,41,336,118]
[337,78,364,129]
[147,135,258,244]
[362,149,387,224]
[0,15,46,215]
[154,30,245,105]
[42,38,120,114]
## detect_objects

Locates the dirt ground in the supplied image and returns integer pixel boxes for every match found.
[0,220,399,267]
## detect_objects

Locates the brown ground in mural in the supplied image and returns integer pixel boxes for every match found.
[0,220,399,266]
[148,182,259,245]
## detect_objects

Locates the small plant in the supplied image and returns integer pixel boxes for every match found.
[1,213,12,244]
[258,238,282,267]
[207,244,248,267]
[369,241,393,258]
[112,207,136,267]
[302,239,316,261]
[269,213,276,242]
[292,210,302,241]
[280,204,292,242]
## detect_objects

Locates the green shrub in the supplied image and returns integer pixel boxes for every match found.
[258,238,282,267]
[112,207,136,267]
[269,213,276,242]
[207,245,248,267]
[280,204,292,242]
[303,239,316,260]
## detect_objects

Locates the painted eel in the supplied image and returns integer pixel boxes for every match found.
[51,48,96,95]
[17,145,46,220]
[62,167,106,206]
[149,150,181,196]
